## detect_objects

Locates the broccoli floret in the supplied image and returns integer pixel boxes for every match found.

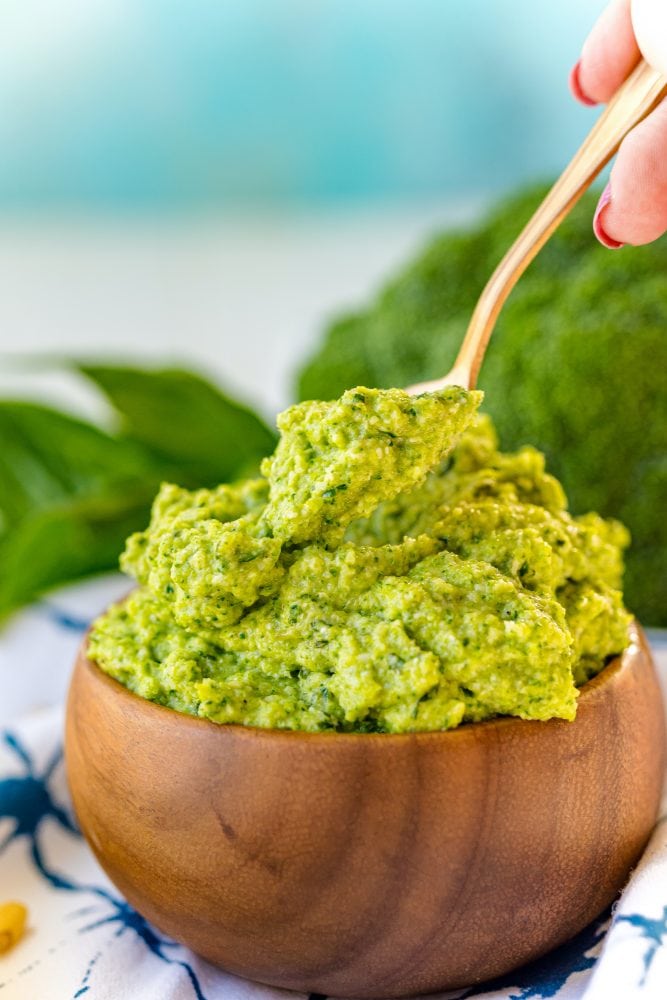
[296,186,667,624]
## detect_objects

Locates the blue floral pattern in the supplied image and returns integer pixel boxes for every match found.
[0,728,207,999]
[616,906,667,987]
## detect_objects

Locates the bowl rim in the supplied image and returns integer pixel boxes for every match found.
[77,620,646,746]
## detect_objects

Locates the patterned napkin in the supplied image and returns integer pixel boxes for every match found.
[1,576,666,1000]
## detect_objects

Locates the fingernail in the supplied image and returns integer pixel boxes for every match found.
[593,183,625,249]
[569,60,597,106]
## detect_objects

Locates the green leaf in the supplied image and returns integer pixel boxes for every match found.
[0,402,150,526]
[0,488,154,620]
[0,401,159,619]
[78,365,277,486]
[0,367,277,622]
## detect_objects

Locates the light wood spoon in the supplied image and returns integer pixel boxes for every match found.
[408,58,667,395]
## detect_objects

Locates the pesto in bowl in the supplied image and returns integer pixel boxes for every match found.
[89,385,630,733]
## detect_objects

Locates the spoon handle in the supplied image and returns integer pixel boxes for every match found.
[410,58,667,394]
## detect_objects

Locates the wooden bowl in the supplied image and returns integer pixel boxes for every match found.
[65,622,665,998]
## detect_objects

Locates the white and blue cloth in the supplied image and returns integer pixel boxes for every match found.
[1,575,666,1000]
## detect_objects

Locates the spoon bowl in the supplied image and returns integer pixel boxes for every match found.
[65,622,664,998]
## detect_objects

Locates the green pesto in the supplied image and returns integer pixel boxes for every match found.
[262,385,481,544]
[89,387,631,734]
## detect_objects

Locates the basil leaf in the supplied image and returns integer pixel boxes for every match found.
[0,401,159,619]
[0,367,277,621]
[78,364,276,485]
[0,488,154,620]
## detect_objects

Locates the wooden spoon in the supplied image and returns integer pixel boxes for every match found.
[408,58,667,395]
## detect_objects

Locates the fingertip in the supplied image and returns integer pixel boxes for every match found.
[569,60,598,107]
[599,99,667,247]
[576,0,641,104]
[593,183,625,249]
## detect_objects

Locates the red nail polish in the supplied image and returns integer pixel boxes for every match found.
[569,60,597,107]
[593,183,624,249]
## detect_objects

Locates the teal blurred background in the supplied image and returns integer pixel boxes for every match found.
[1,0,603,211]
[0,0,606,418]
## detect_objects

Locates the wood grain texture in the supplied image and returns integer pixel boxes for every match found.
[65,622,665,997]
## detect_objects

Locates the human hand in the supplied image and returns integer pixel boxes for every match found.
[570,0,667,248]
